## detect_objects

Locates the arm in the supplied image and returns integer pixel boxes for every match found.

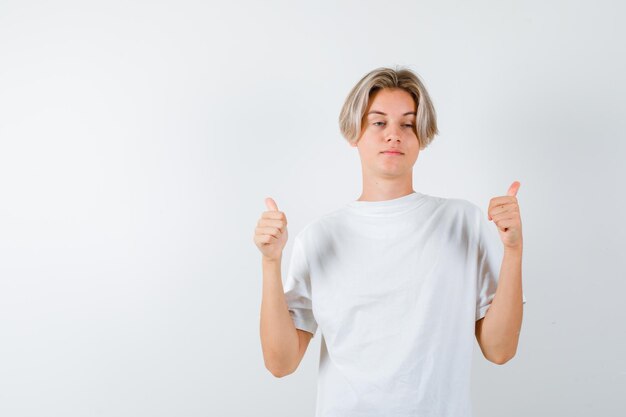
[475,247,524,364]
[259,256,303,377]
[256,198,313,377]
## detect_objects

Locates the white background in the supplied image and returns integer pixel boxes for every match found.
[1,0,625,416]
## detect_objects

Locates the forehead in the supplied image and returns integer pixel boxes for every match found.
[366,88,416,116]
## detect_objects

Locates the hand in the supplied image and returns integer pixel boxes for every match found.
[253,197,289,261]
[487,181,523,251]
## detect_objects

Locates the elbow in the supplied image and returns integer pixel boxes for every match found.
[265,358,295,378]
[489,351,516,365]
[262,348,297,378]
[490,356,509,365]
[268,366,294,378]
[481,338,521,365]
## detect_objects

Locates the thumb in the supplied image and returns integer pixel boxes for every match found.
[265,197,279,211]
[507,181,521,197]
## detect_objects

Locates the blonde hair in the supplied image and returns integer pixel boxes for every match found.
[338,66,439,150]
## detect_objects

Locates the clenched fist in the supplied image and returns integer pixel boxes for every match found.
[487,181,523,251]
[253,197,289,262]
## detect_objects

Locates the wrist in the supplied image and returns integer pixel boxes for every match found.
[262,255,282,264]
[504,245,523,256]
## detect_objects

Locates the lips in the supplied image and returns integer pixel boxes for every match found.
[381,150,404,155]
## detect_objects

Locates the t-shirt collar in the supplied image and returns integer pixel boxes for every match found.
[345,191,426,216]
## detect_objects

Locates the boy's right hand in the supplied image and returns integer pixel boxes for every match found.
[253,197,288,262]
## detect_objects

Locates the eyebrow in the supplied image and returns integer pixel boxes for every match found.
[367,111,416,116]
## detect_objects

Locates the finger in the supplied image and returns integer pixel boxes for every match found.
[257,234,278,245]
[258,218,287,230]
[265,197,279,211]
[490,196,518,206]
[489,203,518,219]
[488,201,518,220]
[491,211,518,223]
[488,198,518,219]
[255,226,282,239]
[507,181,521,197]
[262,211,287,221]
[494,218,518,231]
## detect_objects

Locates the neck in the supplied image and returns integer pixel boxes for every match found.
[357,171,415,202]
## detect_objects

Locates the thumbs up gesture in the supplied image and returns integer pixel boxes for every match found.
[253,197,289,261]
[487,181,523,251]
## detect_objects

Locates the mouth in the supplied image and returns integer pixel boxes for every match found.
[381,151,404,155]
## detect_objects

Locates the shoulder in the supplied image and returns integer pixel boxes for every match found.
[425,193,483,219]
[292,207,344,245]
[446,197,482,216]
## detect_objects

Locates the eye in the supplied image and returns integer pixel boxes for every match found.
[372,121,414,128]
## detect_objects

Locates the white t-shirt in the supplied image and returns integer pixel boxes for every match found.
[283,191,527,417]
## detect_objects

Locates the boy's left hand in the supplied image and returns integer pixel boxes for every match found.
[488,181,523,251]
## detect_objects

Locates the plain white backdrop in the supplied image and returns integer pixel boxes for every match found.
[1,0,625,416]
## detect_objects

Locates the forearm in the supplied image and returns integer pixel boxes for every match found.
[479,247,525,363]
[259,256,299,376]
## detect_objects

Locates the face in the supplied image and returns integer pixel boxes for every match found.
[350,88,420,180]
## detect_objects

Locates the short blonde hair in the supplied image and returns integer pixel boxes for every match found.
[338,66,439,150]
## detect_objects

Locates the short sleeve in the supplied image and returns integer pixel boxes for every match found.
[283,235,318,338]
[475,206,527,321]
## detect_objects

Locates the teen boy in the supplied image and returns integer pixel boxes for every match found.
[254,66,527,417]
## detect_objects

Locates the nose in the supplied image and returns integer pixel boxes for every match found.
[385,125,401,142]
